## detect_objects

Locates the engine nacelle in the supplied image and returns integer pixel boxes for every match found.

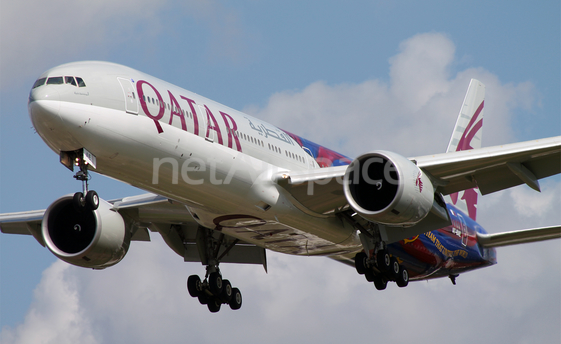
[42,195,130,269]
[343,150,434,226]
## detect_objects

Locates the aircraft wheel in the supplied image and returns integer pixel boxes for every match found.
[373,275,387,291]
[220,279,233,303]
[377,250,391,272]
[207,298,221,313]
[396,266,409,288]
[187,275,203,297]
[73,192,86,211]
[365,269,375,282]
[229,288,242,310]
[85,190,99,210]
[354,252,367,275]
[209,272,223,295]
[390,257,400,279]
[198,294,208,305]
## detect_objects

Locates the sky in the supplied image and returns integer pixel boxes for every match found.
[0,1,560,343]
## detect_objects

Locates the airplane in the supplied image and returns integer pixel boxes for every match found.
[1,61,560,313]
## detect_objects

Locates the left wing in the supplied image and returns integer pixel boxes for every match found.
[414,136,561,195]
[477,225,561,248]
[275,136,561,215]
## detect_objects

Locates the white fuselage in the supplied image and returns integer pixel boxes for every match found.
[28,61,361,257]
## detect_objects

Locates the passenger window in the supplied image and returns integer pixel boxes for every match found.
[32,78,47,89]
[75,77,86,87]
[47,77,64,85]
[65,76,77,86]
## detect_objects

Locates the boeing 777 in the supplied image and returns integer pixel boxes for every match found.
[1,61,560,312]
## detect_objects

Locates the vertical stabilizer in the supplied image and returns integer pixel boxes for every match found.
[444,79,485,220]
[447,79,485,153]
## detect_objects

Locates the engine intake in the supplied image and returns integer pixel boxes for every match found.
[42,195,130,269]
[343,151,434,226]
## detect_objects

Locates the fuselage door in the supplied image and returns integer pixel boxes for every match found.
[459,215,468,246]
[117,78,138,114]
[302,147,316,169]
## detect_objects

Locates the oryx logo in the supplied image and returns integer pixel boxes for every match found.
[415,172,423,192]
[450,100,484,220]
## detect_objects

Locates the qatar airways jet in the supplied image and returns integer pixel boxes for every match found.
[1,61,560,313]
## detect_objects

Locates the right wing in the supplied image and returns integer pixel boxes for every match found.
[0,193,268,269]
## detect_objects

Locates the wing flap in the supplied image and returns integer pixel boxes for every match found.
[477,225,561,248]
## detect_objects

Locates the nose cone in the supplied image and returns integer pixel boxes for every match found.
[28,86,79,152]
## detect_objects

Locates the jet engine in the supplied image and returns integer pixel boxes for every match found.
[343,151,434,226]
[42,195,130,269]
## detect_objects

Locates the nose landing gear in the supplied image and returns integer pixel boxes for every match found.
[60,148,99,211]
[73,169,99,211]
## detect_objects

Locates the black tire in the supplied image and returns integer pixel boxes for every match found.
[377,250,391,272]
[354,252,367,275]
[390,257,400,279]
[198,294,208,305]
[365,270,375,282]
[396,266,409,288]
[229,288,242,310]
[187,275,202,297]
[207,298,221,313]
[85,190,99,210]
[209,272,223,295]
[373,275,387,291]
[73,192,85,212]
[220,279,233,303]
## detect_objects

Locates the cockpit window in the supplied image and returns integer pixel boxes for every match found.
[65,76,77,86]
[33,76,86,89]
[32,78,47,89]
[46,77,64,85]
[76,77,86,87]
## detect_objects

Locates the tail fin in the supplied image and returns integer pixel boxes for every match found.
[444,79,485,220]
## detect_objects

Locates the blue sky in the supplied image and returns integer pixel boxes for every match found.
[1,1,559,343]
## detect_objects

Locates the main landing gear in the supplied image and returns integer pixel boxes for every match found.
[186,227,243,312]
[187,269,242,313]
[354,250,409,290]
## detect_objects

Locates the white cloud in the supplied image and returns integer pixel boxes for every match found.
[246,33,538,158]
[0,262,98,344]
[510,179,559,217]
[0,0,248,90]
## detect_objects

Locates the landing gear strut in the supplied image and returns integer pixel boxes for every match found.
[73,168,99,211]
[61,148,99,211]
[186,227,243,312]
[340,211,410,290]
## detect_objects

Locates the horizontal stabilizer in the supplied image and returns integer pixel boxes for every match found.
[477,225,561,248]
